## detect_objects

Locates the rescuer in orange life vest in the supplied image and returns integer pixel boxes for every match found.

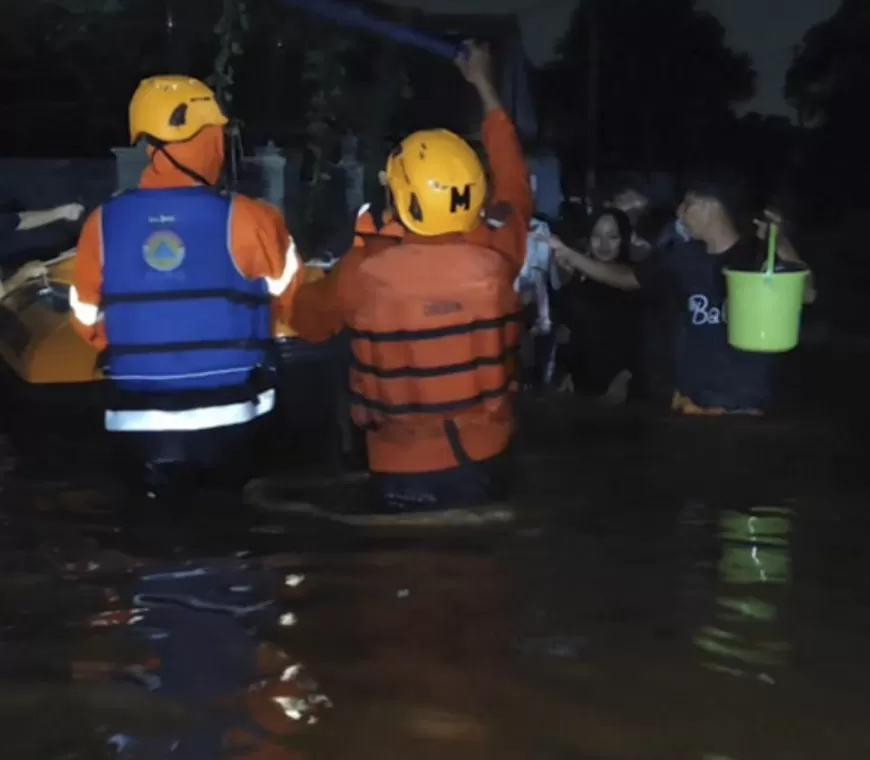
[70,76,302,500]
[291,42,533,514]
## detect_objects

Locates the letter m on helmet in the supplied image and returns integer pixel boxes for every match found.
[450,184,472,213]
[384,128,487,236]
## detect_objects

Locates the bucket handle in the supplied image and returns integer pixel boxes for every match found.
[763,220,779,278]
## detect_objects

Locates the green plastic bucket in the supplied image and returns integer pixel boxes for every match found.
[724,268,808,353]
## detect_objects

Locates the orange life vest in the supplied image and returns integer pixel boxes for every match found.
[346,241,522,441]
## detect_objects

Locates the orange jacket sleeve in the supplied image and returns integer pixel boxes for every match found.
[467,109,533,275]
[291,202,403,344]
[291,246,368,344]
[70,208,108,352]
[228,196,303,325]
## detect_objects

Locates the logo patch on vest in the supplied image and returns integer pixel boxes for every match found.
[143,230,186,272]
[424,300,462,317]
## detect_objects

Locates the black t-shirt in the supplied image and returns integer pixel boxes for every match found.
[634,238,774,410]
[555,278,641,395]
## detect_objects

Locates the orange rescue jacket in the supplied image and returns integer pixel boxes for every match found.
[346,240,522,472]
[292,109,533,474]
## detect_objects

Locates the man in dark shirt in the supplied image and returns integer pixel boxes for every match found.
[551,170,816,414]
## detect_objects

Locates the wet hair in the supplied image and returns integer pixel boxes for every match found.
[586,207,633,263]
[682,168,747,225]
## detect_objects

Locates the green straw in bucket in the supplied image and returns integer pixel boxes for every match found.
[764,220,779,278]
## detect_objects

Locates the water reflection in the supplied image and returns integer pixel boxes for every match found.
[0,489,328,759]
[696,505,793,683]
[103,557,326,758]
[1,408,870,759]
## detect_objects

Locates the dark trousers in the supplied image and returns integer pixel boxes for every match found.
[371,434,513,513]
[117,414,273,499]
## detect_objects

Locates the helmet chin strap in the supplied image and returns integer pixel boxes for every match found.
[148,139,215,187]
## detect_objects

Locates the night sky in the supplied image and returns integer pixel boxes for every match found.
[386,0,840,117]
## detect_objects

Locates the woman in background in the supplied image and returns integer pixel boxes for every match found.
[554,207,642,403]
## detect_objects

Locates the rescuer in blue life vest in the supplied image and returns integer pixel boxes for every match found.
[71,76,303,500]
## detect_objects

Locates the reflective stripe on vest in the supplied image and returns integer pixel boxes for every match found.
[345,242,522,433]
[104,388,276,432]
[100,188,273,410]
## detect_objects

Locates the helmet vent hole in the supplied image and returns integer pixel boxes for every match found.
[409,194,423,222]
[168,104,188,127]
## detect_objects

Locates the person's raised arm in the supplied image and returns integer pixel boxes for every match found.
[457,42,532,270]
[461,44,532,225]
[551,236,641,291]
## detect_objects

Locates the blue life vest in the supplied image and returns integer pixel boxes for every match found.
[100,188,273,404]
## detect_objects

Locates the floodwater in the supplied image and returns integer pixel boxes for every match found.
[1,371,869,759]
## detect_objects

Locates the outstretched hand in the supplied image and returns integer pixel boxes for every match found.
[14,261,49,281]
[753,208,782,240]
[549,234,570,254]
[0,260,49,299]
[550,235,581,271]
[55,202,85,222]
[455,41,492,87]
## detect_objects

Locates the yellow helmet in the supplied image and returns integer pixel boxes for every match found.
[129,75,228,145]
[384,129,487,236]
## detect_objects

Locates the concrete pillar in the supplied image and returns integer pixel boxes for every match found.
[111,143,149,192]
